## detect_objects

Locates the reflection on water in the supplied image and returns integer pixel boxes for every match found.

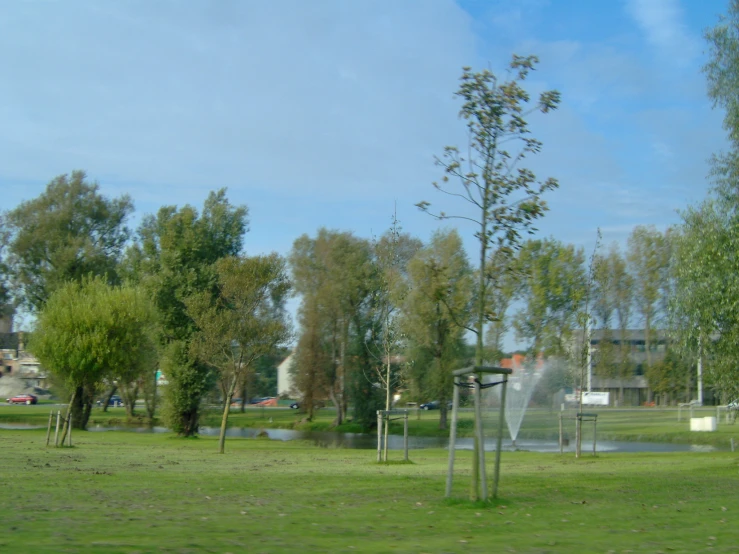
[0,422,722,453]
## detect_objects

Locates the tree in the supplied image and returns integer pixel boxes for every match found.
[367,216,422,456]
[130,189,248,436]
[30,277,157,436]
[626,226,670,399]
[4,171,133,312]
[289,229,377,428]
[417,57,559,499]
[672,200,739,404]
[401,229,472,430]
[484,247,518,364]
[514,238,586,358]
[187,254,291,453]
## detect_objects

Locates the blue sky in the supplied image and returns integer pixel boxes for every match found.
[0,0,731,342]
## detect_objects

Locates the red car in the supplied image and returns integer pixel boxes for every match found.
[7,394,38,405]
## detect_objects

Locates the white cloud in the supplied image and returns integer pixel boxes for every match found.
[625,0,700,64]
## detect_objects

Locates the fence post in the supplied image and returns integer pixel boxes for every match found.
[403,412,409,462]
[54,410,61,447]
[45,411,53,447]
[376,411,382,463]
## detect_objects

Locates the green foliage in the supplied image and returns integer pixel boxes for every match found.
[160,340,216,436]
[514,238,586,357]
[401,229,472,420]
[30,276,156,429]
[131,189,249,436]
[4,171,133,311]
[289,228,378,427]
[418,55,560,369]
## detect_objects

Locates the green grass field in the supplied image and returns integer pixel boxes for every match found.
[1,427,738,553]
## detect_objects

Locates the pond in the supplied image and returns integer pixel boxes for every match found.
[1,423,722,452]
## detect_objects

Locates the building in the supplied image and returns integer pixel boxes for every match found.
[586,329,668,406]
[276,352,295,398]
[0,309,48,391]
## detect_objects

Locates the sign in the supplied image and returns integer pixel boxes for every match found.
[582,391,609,406]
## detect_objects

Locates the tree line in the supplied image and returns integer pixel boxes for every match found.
[3,7,739,450]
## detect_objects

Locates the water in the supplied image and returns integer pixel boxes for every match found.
[0,423,723,453]
[486,368,544,446]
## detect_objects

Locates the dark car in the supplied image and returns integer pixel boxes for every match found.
[97,395,124,407]
[419,400,453,410]
[289,401,300,409]
[7,394,38,405]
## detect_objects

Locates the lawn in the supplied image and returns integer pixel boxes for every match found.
[1,429,738,553]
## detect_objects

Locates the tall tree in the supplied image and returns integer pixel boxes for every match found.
[401,229,472,430]
[514,238,586,358]
[30,277,157,435]
[187,254,291,453]
[484,247,518,364]
[289,229,377,428]
[4,171,133,312]
[417,57,559,499]
[626,226,670,383]
[130,189,248,436]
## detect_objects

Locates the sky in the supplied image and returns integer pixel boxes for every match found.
[0,0,732,345]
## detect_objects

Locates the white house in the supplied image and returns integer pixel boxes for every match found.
[276,353,295,398]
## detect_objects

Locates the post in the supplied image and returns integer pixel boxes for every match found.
[492,375,507,499]
[472,374,487,501]
[403,412,409,462]
[575,413,581,458]
[558,413,563,454]
[54,410,61,447]
[592,416,597,456]
[376,411,382,463]
[45,411,53,447]
[446,376,461,497]
[68,413,73,447]
[697,338,703,406]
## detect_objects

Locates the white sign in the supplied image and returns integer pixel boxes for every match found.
[582,392,609,406]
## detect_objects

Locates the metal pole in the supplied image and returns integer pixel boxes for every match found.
[403,412,409,462]
[592,417,597,456]
[45,411,53,447]
[54,410,61,447]
[558,413,563,454]
[376,411,382,463]
[445,376,461,497]
[492,375,507,499]
[473,375,487,501]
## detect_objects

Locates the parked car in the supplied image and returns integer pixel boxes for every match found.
[289,401,300,409]
[7,394,38,405]
[96,395,124,407]
[419,400,453,410]
[728,399,739,410]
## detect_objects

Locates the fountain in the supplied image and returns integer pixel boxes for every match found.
[491,366,544,447]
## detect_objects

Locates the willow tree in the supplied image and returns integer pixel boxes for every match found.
[187,254,291,454]
[31,277,156,437]
[417,56,560,500]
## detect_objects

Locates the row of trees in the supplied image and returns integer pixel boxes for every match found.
[0,175,290,452]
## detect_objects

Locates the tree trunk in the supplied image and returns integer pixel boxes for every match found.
[329,388,341,427]
[101,385,117,413]
[218,376,238,454]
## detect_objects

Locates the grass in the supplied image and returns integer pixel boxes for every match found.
[1,429,738,553]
